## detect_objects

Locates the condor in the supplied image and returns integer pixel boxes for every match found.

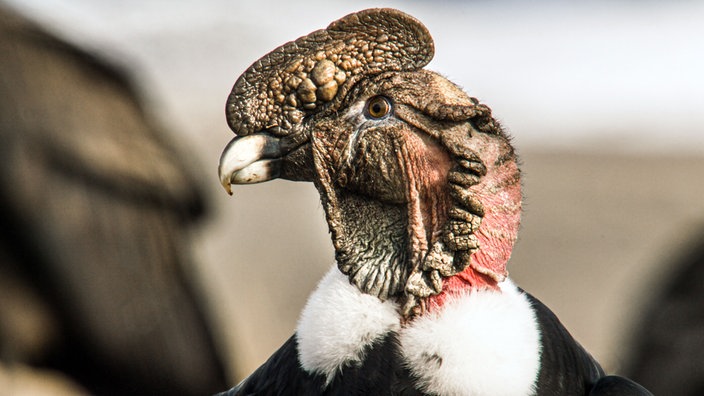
[216,8,652,396]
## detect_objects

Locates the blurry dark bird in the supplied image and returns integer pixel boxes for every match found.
[626,225,704,395]
[0,6,226,395]
[216,8,652,396]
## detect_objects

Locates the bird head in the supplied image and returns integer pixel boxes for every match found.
[219,8,522,318]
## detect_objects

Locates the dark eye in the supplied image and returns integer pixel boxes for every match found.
[366,96,391,119]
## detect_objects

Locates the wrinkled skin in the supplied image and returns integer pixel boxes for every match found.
[219,8,519,316]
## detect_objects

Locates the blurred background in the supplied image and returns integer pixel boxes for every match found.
[1,0,703,394]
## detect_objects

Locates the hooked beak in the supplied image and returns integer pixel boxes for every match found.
[218,131,310,195]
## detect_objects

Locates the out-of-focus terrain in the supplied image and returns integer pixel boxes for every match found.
[2,1,703,394]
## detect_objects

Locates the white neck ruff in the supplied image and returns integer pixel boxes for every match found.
[296,265,541,395]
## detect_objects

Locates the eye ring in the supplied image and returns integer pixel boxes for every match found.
[365,96,392,119]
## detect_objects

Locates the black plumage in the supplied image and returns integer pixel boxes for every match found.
[221,334,421,396]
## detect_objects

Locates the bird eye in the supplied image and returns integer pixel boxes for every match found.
[366,96,391,119]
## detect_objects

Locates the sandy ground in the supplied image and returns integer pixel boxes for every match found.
[193,149,704,380]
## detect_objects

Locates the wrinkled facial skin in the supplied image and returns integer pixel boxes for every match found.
[218,9,519,317]
[297,70,512,313]
[311,71,450,204]
[308,70,476,204]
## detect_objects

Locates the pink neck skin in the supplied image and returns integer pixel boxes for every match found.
[427,137,522,311]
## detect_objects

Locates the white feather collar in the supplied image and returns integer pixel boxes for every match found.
[296,265,541,395]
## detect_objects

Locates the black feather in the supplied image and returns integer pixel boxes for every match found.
[219,333,423,396]
[526,292,605,395]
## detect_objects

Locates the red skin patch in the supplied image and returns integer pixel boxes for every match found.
[424,133,522,312]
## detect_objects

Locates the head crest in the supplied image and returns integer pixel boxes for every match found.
[226,8,434,136]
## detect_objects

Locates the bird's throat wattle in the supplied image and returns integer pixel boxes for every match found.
[426,139,522,312]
